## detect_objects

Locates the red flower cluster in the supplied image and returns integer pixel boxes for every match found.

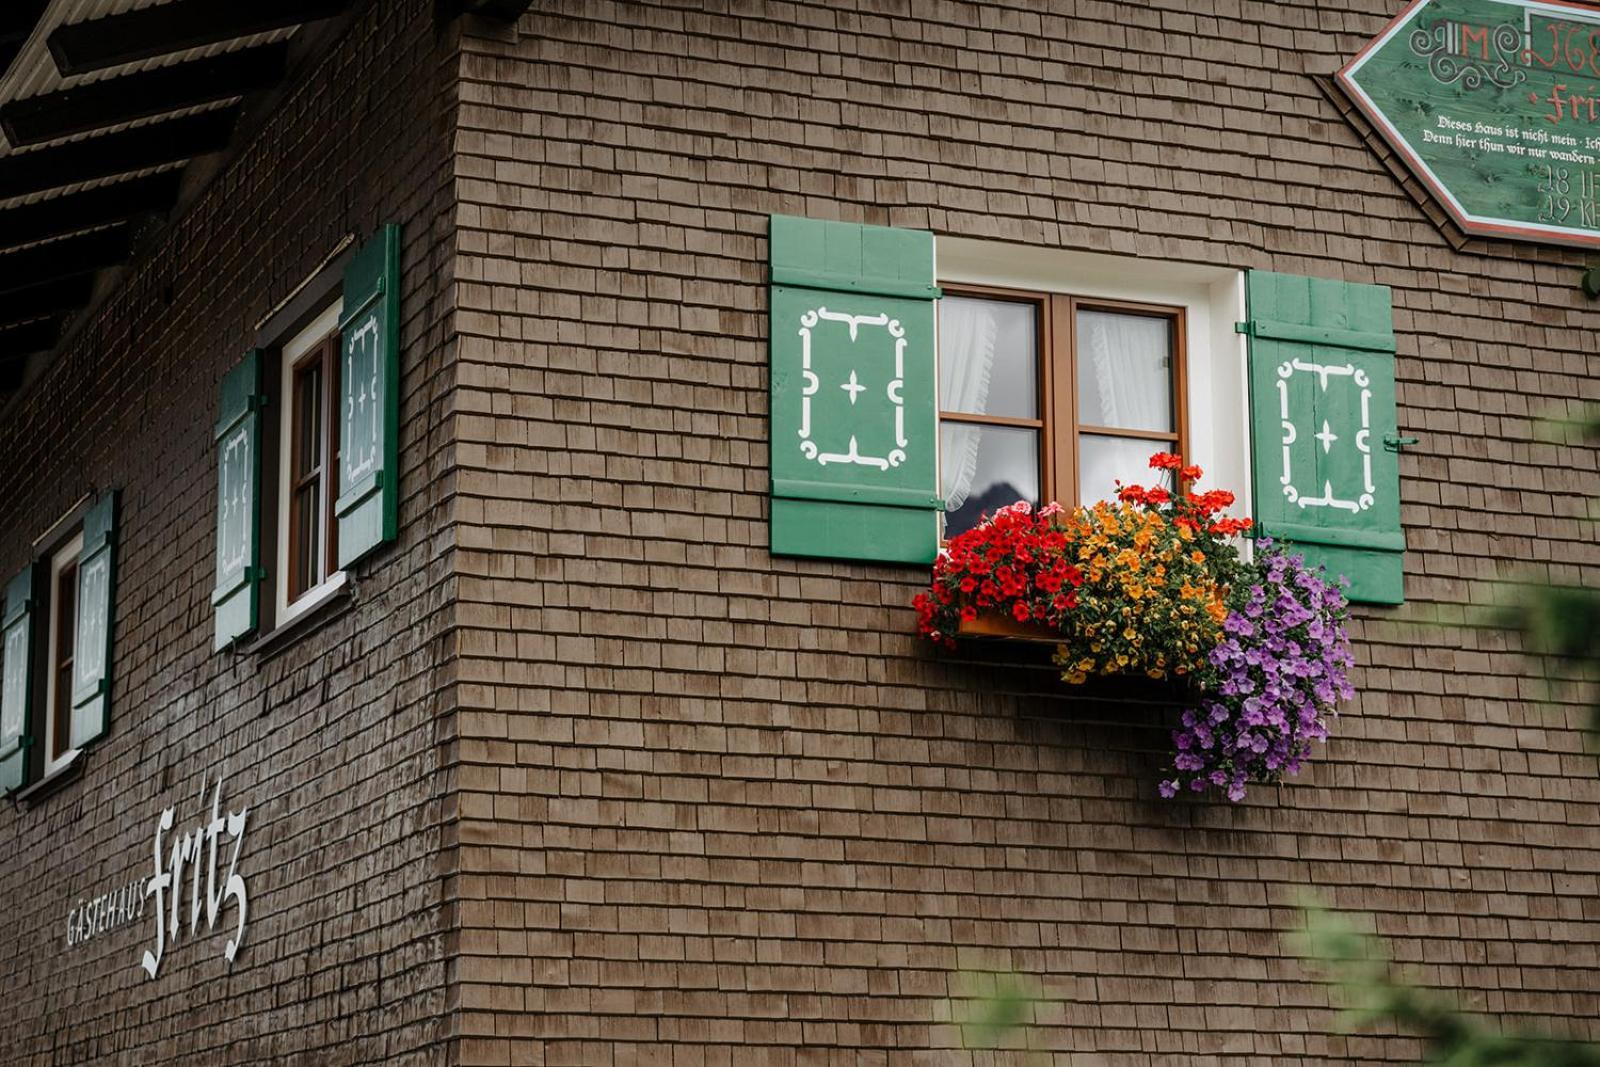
[912,501,1084,647]
[1119,456,1254,539]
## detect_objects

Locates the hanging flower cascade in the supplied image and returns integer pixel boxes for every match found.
[913,453,1355,802]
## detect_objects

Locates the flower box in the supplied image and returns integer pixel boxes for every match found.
[956,613,1058,642]
[914,451,1354,802]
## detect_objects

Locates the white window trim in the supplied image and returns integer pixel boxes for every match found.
[934,237,1252,531]
[42,531,83,777]
[275,299,345,628]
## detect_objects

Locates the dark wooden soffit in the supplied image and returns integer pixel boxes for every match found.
[0,1,368,409]
[0,227,131,294]
[0,316,62,360]
[0,277,95,331]
[1,42,289,147]
[47,0,349,77]
[0,2,51,83]
[0,108,237,201]
[0,314,66,390]
[0,172,183,249]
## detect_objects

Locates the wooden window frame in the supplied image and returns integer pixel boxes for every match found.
[938,282,1188,520]
[286,334,340,604]
[273,300,345,628]
[41,530,83,777]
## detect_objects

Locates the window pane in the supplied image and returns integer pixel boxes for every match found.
[1076,309,1173,432]
[940,423,1040,538]
[52,562,76,759]
[939,295,1037,419]
[294,363,322,478]
[1079,434,1172,506]
[293,483,320,597]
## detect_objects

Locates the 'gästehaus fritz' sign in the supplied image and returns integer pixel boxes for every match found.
[1339,0,1600,247]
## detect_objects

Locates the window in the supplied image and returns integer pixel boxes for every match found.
[1,491,118,796]
[938,286,1186,538]
[214,225,401,651]
[42,532,81,777]
[275,300,344,626]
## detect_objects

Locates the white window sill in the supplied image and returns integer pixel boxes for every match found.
[245,574,352,658]
[12,748,83,805]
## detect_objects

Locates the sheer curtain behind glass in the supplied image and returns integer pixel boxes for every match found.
[938,298,997,514]
[1076,309,1175,504]
[938,296,1041,537]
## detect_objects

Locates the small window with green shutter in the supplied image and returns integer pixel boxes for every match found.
[211,224,403,649]
[1,489,120,796]
[0,567,35,793]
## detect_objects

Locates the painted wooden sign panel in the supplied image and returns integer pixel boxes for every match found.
[1339,0,1600,246]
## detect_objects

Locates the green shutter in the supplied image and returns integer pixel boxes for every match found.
[336,224,402,568]
[768,215,942,565]
[213,350,265,649]
[1243,270,1407,604]
[0,567,35,792]
[70,491,117,749]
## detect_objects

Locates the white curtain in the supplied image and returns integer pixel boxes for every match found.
[1079,310,1169,430]
[938,300,998,512]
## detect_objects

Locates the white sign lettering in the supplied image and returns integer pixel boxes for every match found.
[66,878,146,947]
[141,777,250,979]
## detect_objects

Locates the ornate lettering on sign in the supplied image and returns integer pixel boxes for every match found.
[1407,18,1525,89]
[141,777,250,979]
[796,307,908,471]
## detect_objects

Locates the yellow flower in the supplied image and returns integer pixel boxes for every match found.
[1190,550,1206,565]
[1147,668,1166,680]
[1122,627,1138,642]
[1065,671,1087,685]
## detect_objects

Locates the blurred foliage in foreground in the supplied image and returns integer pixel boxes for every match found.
[1499,410,1600,733]
[1300,905,1600,1065]
[949,970,1045,1061]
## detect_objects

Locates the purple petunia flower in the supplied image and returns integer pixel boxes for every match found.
[1159,544,1353,804]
